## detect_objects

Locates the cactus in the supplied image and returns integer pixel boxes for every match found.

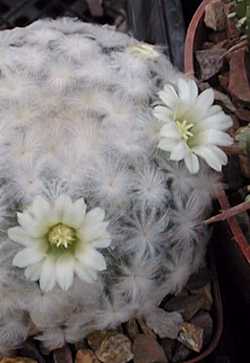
[229,0,250,38]
[235,125,250,157]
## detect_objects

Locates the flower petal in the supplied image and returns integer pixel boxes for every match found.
[159,85,178,109]
[153,106,172,122]
[160,123,180,139]
[30,196,50,220]
[184,152,200,174]
[75,261,97,283]
[17,212,46,238]
[177,79,198,103]
[195,88,214,116]
[193,145,228,171]
[77,247,106,271]
[91,236,111,249]
[8,226,35,246]
[62,198,87,228]
[200,113,233,131]
[56,254,75,290]
[79,221,110,245]
[170,142,189,161]
[13,247,45,268]
[39,256,56,291]
[24,261,43,281]
[84,208,105,226]
[198,129,233,146]
[54,194,73,221]
[158,138,177,152]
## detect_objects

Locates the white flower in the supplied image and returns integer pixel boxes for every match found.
[8,195,111,291]
[154,78,233,173]
[128,43,160,59]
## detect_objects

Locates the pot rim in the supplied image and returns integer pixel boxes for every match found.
[184,0,250,265]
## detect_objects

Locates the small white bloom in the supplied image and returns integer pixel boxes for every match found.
[128,43,160,59]
[154,78,233,173]
[8,195,111,291]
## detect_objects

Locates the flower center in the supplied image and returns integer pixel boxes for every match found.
[48,223,77,249]
[176,119,194,142]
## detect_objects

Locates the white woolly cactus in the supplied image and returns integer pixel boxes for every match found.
[0,18,232,352]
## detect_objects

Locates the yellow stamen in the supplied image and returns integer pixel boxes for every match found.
[48,223,76,249]
[176,119,194,141]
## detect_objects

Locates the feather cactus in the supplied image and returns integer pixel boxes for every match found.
[229,0,250,39]
[0,18,232,353]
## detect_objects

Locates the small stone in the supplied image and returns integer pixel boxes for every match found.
[95,333,133,363]
[0,359,37,363]
[239,155,250,179]
[196,48,226,80]
[186,268,212,291]
[125,319,140,340]
[74,340,89,352]
[177,323,204,353]
[133,335,168,363]
[76,350,100,363]
[192,312,213,346]
[172,343,191,363]
[204,0,226,31]
[164,294,207,321]
[160,338,176,361]
[87,331,115,352]
[228,47,250,102]
[53,345,73,363]
[136,318,156,338]
[208,31,227,43]
[18,341,45,363]
[199,284,214,311]
[145,308,183,339]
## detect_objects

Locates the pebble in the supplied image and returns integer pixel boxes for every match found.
[53,345,73,363]
[186,268,212,291]
[0,359,37,363]
[87,331,115,352]
[145,308,183,339]
[125,319,140,340]
[136,318,156,338]
[160,338,176,361]
[192,312,213,346]
[172,343,191,363]
[95,333,133,363]
[177,323,204,353]
[133,334,168,363]
[164,294,207,321]
[204,0,226,31]
[76,350,101,363]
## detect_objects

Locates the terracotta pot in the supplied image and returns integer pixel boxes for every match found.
[184,0,250,265]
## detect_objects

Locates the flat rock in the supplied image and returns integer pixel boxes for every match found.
[186,268,212,291]
[145,308,183,339]
[53,345,73,363]
[192,312,213,346]
[164,294,207,321]
[133,335,168,363]
[196,48,226,80]
[172,343,191,363]
[125,319,140,340]
[87,331,115,352]
[228,47,250,103]
[0,359,37,363]
[76,350,101,363]
[177,323,204,353]
[205,0,226,31]
[160,338,176,361]
[95,333,133,363]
